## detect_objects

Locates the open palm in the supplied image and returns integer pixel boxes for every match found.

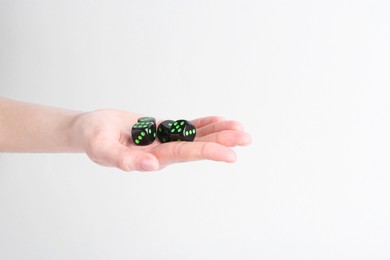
[73,109,251,172]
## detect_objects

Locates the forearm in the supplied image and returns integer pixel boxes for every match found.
[0,97,83,152]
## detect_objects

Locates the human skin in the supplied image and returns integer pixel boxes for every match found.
[0,97,251,172]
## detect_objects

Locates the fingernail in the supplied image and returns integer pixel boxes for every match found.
[225,151,237,163]
[140,158,159,171]
[240,133,252,145]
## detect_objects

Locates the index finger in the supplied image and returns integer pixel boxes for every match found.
[151,141,237,168]
[191,116,225,128]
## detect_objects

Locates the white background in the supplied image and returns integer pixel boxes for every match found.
[0,0,389,259]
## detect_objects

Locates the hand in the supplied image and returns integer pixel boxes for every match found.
[71,109,251,172]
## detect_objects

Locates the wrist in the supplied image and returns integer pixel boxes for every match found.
[66,111,90,153]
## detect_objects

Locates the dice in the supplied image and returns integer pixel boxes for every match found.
[157,120,174,143]
[131,118,156,146]
[137,117,156,125]
[132,117,196,145]
[169,119,196,142]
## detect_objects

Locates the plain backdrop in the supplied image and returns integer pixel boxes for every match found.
[0,0,389,259]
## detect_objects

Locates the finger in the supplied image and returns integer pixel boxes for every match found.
[191,116,225,128]
[196,130,252,147]
[195,120,245,137]
[87,138,159,172]
[151,141,237,167]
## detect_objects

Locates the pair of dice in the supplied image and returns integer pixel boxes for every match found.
[131,117,196,146]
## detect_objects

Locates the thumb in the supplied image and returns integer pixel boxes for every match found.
[87,140,159,172]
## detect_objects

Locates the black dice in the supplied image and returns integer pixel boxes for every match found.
[131,120,156,146]
[138,117,156,125]
[157,120,174,143]
[169,119,196,142]
[132,117,196,145]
